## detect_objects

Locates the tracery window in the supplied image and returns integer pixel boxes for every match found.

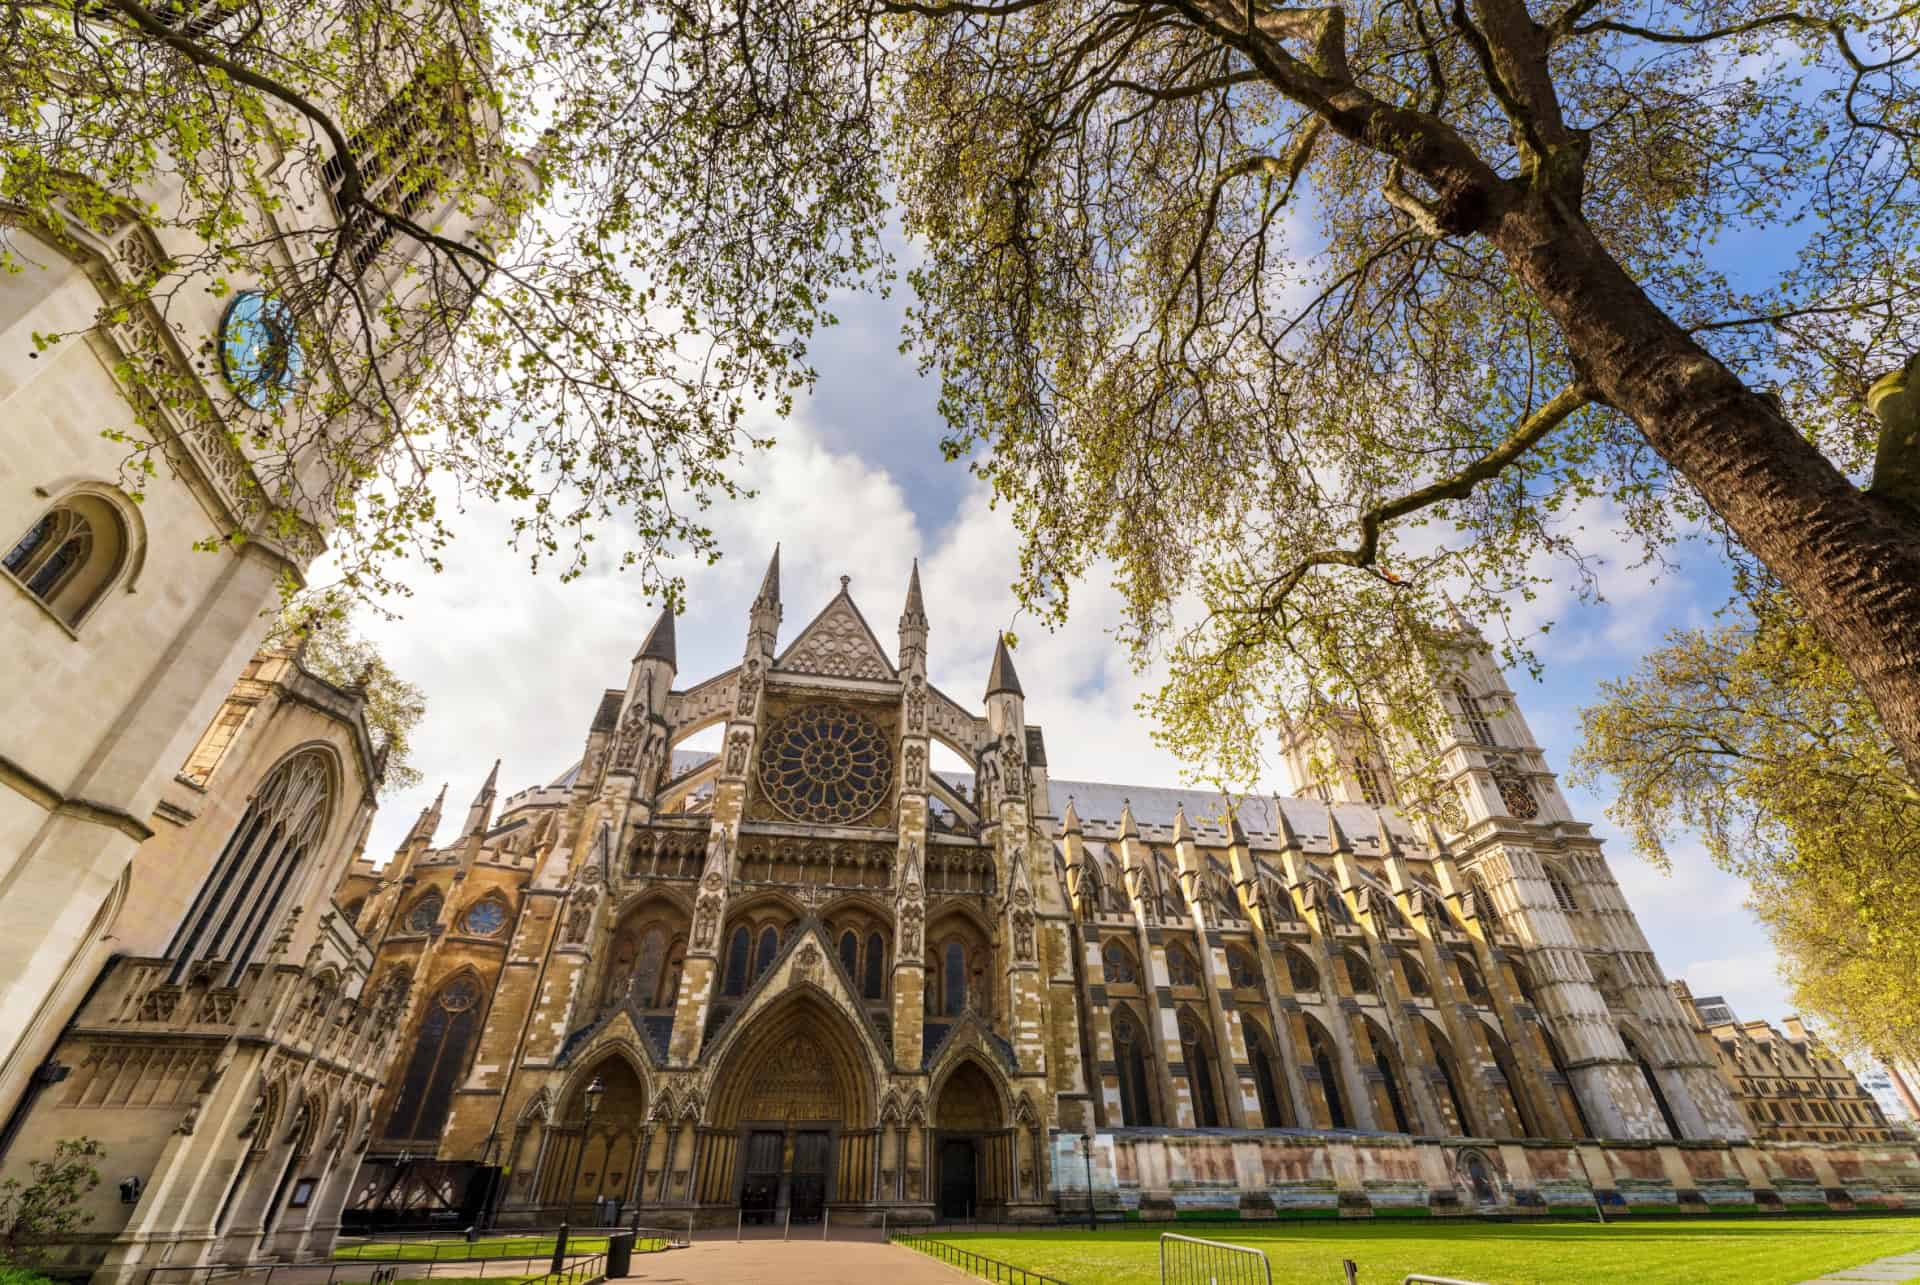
[942,941,967,1016]
[407,892,444,934]
[1179,1012,1222,1127]
[1402,957,1431,997]
[1455,686,1496,745]
[1166,942,1201,988]
[756,704,894,824]
[1344,951,1375,994]
[1245,1022,1289,1128]
[1102,940,1137,985]
[3,496,126,626]
[1494,768,1540,820]
[633,927,668,1006]
[1309,1024,1348,1129]
[1113,1007,1155,1126]
[862,931,885,1000]
[1545,867,1579,914]
[1353,757,1388,806]
[1457,957,1488,1000]
[723,926,751,997]
[388,974,482,1141]
[1226,947,1260,991]
[462,898,509,936]
[753,926,780,982]
[1286,949,1320,993]
[166,749,332,982]
[1468,874,1502,932]
[839,930,860,979]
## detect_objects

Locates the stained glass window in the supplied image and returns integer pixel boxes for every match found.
[4,503,119,625]
[633,927,667,1005]
[756,704,893,824]
[1102,940,1136,984]
[753,926,779,982]
[1345,951,1375,994]
[1166,942,1200,987]
[388,976,481,1140]
[462,899,508,936]
[1179,1013,1221,1127]
[407,893,444,934]
[839,930,860,979]
[862,931,885,1000]
[942,941,966,1016]
[723,926,750,997]
[1286,949,1319,993]
[1226,948,1259,990]
[1114,1008,1154,1126]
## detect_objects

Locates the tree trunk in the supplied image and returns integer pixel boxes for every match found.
[1492,192,1920,777]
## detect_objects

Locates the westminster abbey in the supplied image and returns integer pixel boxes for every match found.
[322,553,1770,1228]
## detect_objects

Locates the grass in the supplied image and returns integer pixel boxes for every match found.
[334,1235,614,1261]
[925,1215,1920,1284]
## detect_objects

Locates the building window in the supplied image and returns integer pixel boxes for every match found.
[862,931,886,1000]
[3,496,127,627]
[632,927,668,1006]
[722,925,751,997]
[1309,1025,1347,1129]
[1545,868,1579,914]
[1468,874,1502,932]
[1402,957,1430,997]
[1344,951,1375,994]
[1113,1008,1155,1126]
[407,892,444,934]
[1166,942,1201,988]
[1287,949,1319,993]
[753,926,780,983]
[1457,958,1488,1001]
[941,940,968,1016]
[1353,757,1388,806]
[1179,1012,1221,1127]
[462,899,509,936]
[322,66,468,278]
[1226,948,1260,991]
[388,975,482,1141]
[166,750,333,982]
[1102,940,1137,985]
[1246,1022,1289,1128]
[1455,687,1496,745]
[839,929,860,979]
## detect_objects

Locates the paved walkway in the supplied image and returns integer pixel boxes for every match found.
[1799,1249,1920,1284]
[633,1240,967,1284]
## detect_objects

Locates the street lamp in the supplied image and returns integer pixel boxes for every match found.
[573,1076,606,1224]
[1078,1125,1097,1233]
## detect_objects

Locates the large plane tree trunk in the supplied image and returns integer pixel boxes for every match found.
[1493,189,1920,775]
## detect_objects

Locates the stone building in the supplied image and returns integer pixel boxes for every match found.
[0,648,403,1282]
[339,557,1750,1229]
[0,33,528,1119]
[1674,985,1898,1144]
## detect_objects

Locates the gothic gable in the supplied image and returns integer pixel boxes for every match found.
[776,591,896,681]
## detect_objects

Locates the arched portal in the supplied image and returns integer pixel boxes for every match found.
[537,1054,650,1219]
[932,1058,1008,1220]
[706,994,876,1224]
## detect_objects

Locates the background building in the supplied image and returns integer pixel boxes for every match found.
[1674,985,1897,1144]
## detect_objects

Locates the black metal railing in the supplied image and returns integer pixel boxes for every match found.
[145,1256,593,1285]
[890,1232,1069,1285]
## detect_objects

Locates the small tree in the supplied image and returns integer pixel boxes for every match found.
[0,1138,103,1262]
[267,611,427,794]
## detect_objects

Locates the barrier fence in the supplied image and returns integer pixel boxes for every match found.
[890,1232,1070,1285]
[1158,1233,1273,1285]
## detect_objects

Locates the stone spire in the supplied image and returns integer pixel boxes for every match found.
[1273,796,1302,852]
[464,759,500,837]
[1060,795,1083,835]
[748,544,782,657]
[1325,800,1352,855]
[1376,812,1403,857]
[986,632,1024,698]
[1171,801,1193,844]
[1118,798,1139,838]
[634,606,677,666]
[899,558,928,667]
[405,784,447,849]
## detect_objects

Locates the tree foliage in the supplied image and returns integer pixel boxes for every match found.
[1571,592,1920,1061]
[0,1138,102,1261]
[266,610,426,793]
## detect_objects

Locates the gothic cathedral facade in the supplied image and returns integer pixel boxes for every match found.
[337,554,1749,1227]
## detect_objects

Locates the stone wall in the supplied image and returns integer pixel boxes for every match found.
[1050,1129,1920,1219]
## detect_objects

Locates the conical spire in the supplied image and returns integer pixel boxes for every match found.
[634,606,677,666]
[1118,798,1139,838]
[1171,801,1193,844]
[755,544,782,609]
[1376,812,1403,856]
[465,759,500,836]
[904,559,925,619]
[1228,810,1250,848]
[986,633,1024,698]
[1422,815,1453,858]
[406,783,447,847]
[1060,795,1083,835]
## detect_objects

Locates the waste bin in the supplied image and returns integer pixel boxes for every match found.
[605,1230,634,1279]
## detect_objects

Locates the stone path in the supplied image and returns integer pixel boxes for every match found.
[1798,1249,1920,1284]
[631,1240,970,1284]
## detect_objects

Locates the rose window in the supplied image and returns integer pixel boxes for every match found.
[1494,769,1540,820]
[757,704,893,824]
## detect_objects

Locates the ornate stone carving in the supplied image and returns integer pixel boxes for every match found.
[794,942,823,984]
[613,706,646,771]
[724,728,751,776]
[1494,768,1540,819]
[897,902,924,956]
[903,743,925,790]
[905,674,927,731]
[692,890,724,951]
[779,598,893,680]
[736,658,763,716]
[565,889,597,944]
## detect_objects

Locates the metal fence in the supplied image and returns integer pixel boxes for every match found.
[1159,1232,1273,1285]
[1401,1276,1493,1285]
[890,1232,1070,1285]
[139,1234,633,1285]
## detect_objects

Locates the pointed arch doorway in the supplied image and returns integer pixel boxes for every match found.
[932,1060,1006,1220]
[707,996,876,1225]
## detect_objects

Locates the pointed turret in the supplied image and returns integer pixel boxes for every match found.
[1171,802,1193,844]
[899,559,928,668]
[1376,812,1403,856]
[747,544,783,658]
[1228,811,1250,848]
[464,759,500,836]
[1273,796,1302,851]
[634,606,677,666]
[986,633,1024,698]
[405,784,447,850]
[1118,798,1139,838]
[1060,796,1083,835]
[1325,800,1352,854]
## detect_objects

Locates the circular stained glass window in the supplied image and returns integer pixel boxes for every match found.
[756,704,893,825]
[219,291,305,410]
[407,893,443,933]
[463,900,508,936]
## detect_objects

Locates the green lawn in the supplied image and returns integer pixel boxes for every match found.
[926,1216,1920,1285]
[334,1234,615,1261]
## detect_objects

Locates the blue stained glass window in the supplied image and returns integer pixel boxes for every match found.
[463,899,508,936]
[220,291,306,410]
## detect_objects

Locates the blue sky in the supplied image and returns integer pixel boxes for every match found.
[351,274,1795,1030]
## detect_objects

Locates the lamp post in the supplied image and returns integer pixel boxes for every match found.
[553,1076,605,1276]
[1078,1126,1097,1232]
